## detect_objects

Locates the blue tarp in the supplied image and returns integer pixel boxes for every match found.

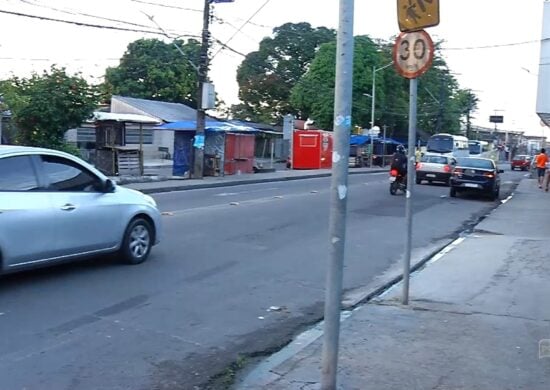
[155,120,259,133]
[350,135,403,146]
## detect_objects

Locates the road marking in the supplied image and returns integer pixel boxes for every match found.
[214,187,279,197]
[425,236,466,266]
[501,194,513,204]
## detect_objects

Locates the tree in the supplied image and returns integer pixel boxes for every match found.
[0,66,98,150]
[104,38,200,106]
[290,36,479,137]
[290,36,392,131]
[234,23,335,123]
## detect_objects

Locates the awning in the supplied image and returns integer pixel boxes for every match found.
[350,135,403,146]
[92,112,160,124]
[155,120,260,133]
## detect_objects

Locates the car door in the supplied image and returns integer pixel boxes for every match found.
[38,154,123,257]
[0,155,58,268]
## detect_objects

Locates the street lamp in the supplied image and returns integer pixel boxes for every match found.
[369,61,394,167]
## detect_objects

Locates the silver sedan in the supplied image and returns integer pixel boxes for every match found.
[0,145,161,274]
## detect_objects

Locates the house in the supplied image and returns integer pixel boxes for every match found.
[109,95,216,160]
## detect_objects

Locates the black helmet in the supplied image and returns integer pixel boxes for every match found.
[396,145,406,154]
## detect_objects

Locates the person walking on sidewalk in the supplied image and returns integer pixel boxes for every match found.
[535,148,548,189]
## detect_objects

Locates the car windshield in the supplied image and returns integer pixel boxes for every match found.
[468,144,481,154]
[421,155,448,164]
[514,155,529,161]
[427,136,453,153]
[456,158,494,170]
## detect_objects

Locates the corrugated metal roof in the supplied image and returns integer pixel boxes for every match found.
[93,111,160,124]
[111,95,199,123]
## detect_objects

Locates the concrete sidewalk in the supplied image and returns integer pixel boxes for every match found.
[119,166,386,194]
[236,177,550,390]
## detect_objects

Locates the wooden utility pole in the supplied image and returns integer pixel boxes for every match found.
[192,0,212,179]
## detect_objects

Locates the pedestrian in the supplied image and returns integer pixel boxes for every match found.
[535,148,549,189]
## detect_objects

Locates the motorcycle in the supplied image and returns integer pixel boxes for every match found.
[389,169,407,195]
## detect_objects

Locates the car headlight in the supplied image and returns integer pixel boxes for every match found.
[143,194,157,207]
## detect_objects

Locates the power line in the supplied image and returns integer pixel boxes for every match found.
[443,38,550,51]
[129,0,202,13]
[0,8,246,56]
[212,0,272,60]
[0,8,198,37]
[17,0,169,31]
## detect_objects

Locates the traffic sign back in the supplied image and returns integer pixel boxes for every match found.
[397,0,439,32]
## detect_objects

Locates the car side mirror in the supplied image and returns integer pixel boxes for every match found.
[103,179,116,193]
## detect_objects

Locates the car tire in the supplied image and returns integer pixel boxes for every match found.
[491,187,500,201]
[119,218,153,265]
[450,187,457,198]
[416,178,421,185]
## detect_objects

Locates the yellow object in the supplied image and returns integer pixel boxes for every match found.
[397,0,440,32]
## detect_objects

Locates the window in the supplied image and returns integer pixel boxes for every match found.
[0,156,39,191]
[426,136,453,153]
[456,158,494,170]
[41,155,102,192]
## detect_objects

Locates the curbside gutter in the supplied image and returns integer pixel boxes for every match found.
[123,169,388,194]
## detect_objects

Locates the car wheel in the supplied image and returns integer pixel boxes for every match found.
[120,218,153,265]
[450,187,457,198]
[416,178,421,185]
[491,186,500,201]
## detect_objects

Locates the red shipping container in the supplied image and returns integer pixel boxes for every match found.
[292,130,333,169]
[224,133,255,175]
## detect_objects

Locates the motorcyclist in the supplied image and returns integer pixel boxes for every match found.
[390,145,408,178]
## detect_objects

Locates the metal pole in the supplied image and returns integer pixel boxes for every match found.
[369,66,375,167]
[321,0,354,388]
[192,0,211,179]
[139,123,144,175]
[270,138,274,169]
[382,124,387,166]
[402,78,417,306]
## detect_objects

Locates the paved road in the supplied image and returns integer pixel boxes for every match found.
[0,168,524,389]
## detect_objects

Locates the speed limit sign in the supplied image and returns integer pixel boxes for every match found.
[393,30,434,79]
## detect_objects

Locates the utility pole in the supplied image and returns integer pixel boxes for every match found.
[382,124,388,166]
[192,0,212,179]
[321,0,354,389]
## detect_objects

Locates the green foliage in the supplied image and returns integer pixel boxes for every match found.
[104,38,200,107]
[290,36,479,137]
[234,22,335,123]
[0,66,98,149]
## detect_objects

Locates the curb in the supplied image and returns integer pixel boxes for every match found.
[235,185,516,389]
[127,169,387,194]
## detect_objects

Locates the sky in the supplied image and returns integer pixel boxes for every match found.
[0,0,546,137]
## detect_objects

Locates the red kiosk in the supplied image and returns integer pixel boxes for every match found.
[292,129,333,169]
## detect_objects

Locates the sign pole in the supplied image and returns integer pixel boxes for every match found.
[402,77,417,305]
[321,0,354,388]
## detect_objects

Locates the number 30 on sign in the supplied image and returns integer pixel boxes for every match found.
[392,30,434,79]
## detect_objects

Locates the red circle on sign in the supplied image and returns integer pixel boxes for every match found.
[393,30,434,79]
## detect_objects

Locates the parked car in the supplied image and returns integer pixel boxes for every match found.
[449,157,503,200]
[0,145,161,274]
[415,154,456,185]
[511,154,532,171]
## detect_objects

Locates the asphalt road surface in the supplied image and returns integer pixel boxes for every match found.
[0,167,525,389]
